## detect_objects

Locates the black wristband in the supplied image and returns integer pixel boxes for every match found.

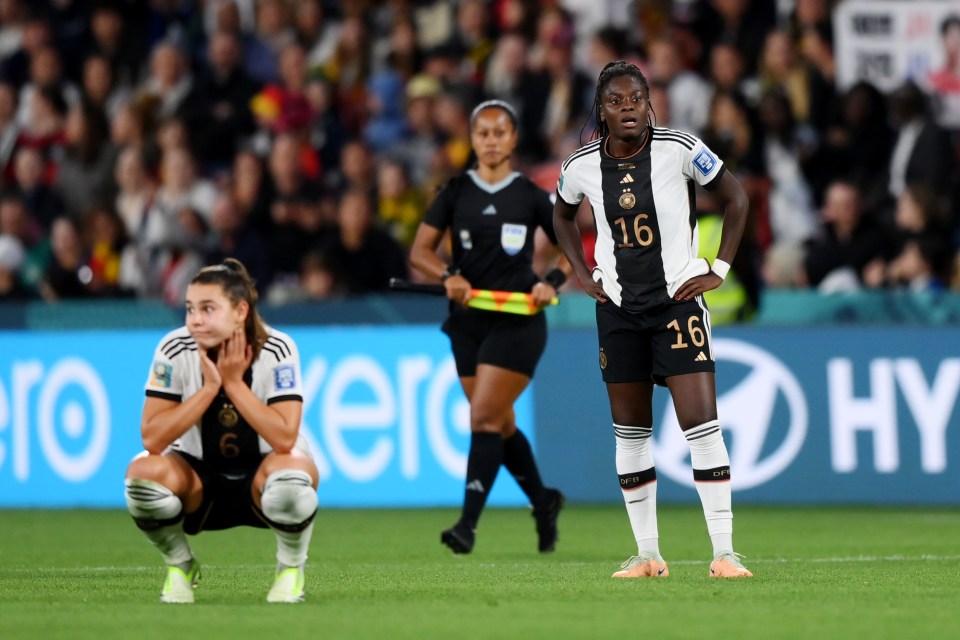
[440,267,461,283]
[543,268,567,289]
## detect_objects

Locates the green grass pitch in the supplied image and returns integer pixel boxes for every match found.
[1,505,958,640]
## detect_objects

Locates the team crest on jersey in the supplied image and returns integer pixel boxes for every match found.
[274,364,296,390]
[693,148,717,175]
[500,223,527,256]
[619,189,636,209]
[460,229,473,250]
[151,362,172,388]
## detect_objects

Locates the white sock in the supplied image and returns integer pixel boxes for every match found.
[684,420,733,556]
[124,478,193,566]
[614,423,661,559]
[260,469,318,568]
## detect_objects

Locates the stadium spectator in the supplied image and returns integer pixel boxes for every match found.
[55,103,114,218]
[376,156,423,248]
[205,193,270,296]
[319,187,407,295]
[0,232,29,299]
[804,179,890,291]
[181,31,260,169]
[39,215,90,300]
[887,82,956,203]
[293,0,340,70]
[11,146,64,233]
[755,88,818,255]
[0,193,46,293]
[646,37,711,135]
[139,41,192,120]
[0,81,19,182]
[80,54,130,119]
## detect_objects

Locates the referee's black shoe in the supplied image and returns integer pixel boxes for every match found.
[441,521,475,554]
[533,488,565,553]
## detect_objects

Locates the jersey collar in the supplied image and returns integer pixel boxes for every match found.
[467,170,521,193]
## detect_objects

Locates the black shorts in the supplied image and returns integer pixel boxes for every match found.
[177,452,269,535]
[442,307,547,378]
[596,297,715,385]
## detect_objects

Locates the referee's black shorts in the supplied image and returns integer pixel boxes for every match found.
[442,306,547,378]
[596,297,715,385]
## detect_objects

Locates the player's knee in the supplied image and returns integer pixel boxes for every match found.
[124,478,184,530]
[260,469,318,530]
[126,452,175,485]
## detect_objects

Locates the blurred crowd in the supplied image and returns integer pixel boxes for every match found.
[0,0,957,315]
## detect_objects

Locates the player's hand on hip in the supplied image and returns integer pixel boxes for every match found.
[531,282,556,308]
[674,273,722,301]
[581,277,608,303]
[444,274,472,306]
[218,328,253,384]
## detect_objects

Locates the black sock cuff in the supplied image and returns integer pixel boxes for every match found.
[693,466,730,482]
[132,512,184,531]
[261,508,317,533]
[619,467,657,490]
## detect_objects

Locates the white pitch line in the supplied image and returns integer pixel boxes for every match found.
[8,554,960,574]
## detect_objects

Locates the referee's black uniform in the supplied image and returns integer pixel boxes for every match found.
[424,169,557,377]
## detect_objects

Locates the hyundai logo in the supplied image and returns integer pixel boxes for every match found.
[653,338,808,490]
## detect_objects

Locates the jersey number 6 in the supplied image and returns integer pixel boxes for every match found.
[613,214,653,248]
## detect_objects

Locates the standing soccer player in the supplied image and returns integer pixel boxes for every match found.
[410,99,568,554]
[125,258,319,603]
[552,61,753,578]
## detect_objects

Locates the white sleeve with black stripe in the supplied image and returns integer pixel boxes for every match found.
[257,327,303,405]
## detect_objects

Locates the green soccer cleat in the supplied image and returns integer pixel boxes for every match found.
[611,553,669,578]
[709,552,753,578]
[267,565,305,603]
[160,560,201,604]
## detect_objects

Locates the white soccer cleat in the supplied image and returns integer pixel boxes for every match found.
[267,566,305,603]
[611,553,669,578]
[160,560,200,604]
[709,552,753,578]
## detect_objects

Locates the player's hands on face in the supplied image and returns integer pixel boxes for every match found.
[674,272,723,301]
[531,281,556,309]
[217,328,253,384]
[198,347,222,390]
[444,274,473,307]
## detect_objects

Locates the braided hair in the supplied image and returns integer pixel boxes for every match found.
[584,60,654,142]
[191,258,268,361]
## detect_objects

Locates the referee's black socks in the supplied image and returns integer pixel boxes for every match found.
[502,429,546,505]
[461,432,504,529]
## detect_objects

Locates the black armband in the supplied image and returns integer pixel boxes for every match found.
[440,267,461,283]
[543,268,567,289]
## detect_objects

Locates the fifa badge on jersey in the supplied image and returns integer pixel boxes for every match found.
[693,148,717,176]
[500,223,527,256]
[151,362,173,388]
[274,364,296,390]
[557,173,565,193]
[619,189,635,210]
[460,229,473,250]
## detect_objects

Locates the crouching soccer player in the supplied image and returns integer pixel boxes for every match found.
[124,259,319,603]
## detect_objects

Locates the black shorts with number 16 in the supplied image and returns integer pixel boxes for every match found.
[596,297,715,385]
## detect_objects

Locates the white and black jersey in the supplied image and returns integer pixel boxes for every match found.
[557,127,725,312]
[424,170,556,293]
[144,325,307,471]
